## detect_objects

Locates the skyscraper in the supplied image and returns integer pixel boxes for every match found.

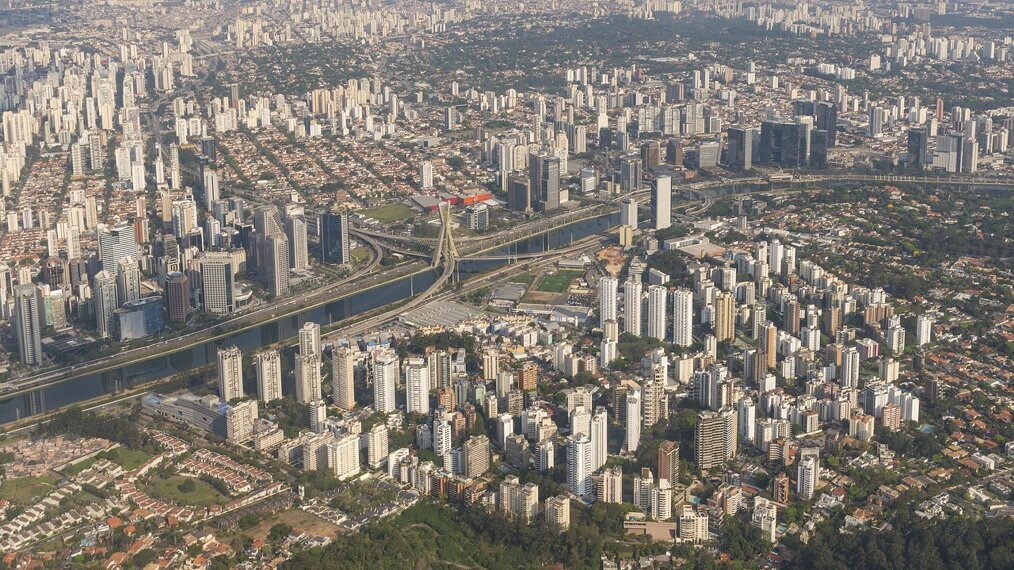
[815,101,838,147]
[216,346,244,401]
[529,153,561,212]
[254,349,283,403]
[658,440,680,483]
[714,291,736,341]
[725,126,752,171]
[619,155,641,193]
[93,271,118,337]
[567,434,593,497]
[372,350,398,413]
[672,288,693,347]
[286,215,309,271]
[263,233,290,297]
[599,276,618,323]
[591,408,608,471]
[695,407,737,470]
[507,174,532,213]
[405,359,430,415]
[651,175,672,230]
[199,252,234,315]
[97,223,138,275]
[165,272,190,323]
[626,387,642,453]
[332,347,356,410]
[298,321,321,359]
[320,211,350,265]
[13,284,42,366]
[907,127,928,168]
[647,285,668,341]
[115,257,141,306]
[623,279,642,337]
[295,353,322,404]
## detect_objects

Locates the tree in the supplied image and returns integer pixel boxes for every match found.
[269,523,293,542]
[178,478,196,493]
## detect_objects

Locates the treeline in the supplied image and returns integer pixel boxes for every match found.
[285,500,626,569]
[790,513,1014,569]
[41,406,147,450]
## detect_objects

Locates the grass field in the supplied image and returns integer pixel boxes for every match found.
[247,508,342,541]
[64,447,153,475]
[150,476,229,507]
[362,203,417,223]
[536,270,584,293]
[351,246,371,265]
[0,474,61,505]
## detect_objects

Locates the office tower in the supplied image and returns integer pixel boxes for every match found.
[758,120,809,167]
[640,140,661,169]
[915,314,933,346]
[201,136,217,163]
[567,434,593,497]
[625,388,641,452]
[599,276,618,323]
[462,435,491,478]
[725,126,752,170]
[295,353,322,404]
[658,440,680,483]
[332,348,356,410]
[714,291,736,341]
[372,350,398,413]
[695,407,737,471]
[797,454,819,499]
[202,168,219,210]
[623,279,642,336]
[93,271,118,337]
[226,400,258,444]
[591,408,608,471]
[263,233,290,297]
[320,211,351,265]
[418,161,434,190]
[366,424,389,469]
[507,174,532,213]
[544,496,570,531]
[286,215,309,271]
[115,257,141,306]
[672,288,693,347]
[199,252,234,314]
[907,127,928,168]
[216,346,244,401]
[298,321,321,359]
[619,155,641,192]
[647,285,668,341]
[666,139,683,166]
[328,433,361,481]
[529,153,561,211]
[97,223,138,275]
[406,359,430,415]
[254,349,283,403]
[620,198,638,227]
[815,102,838,147]
[868,106,885,137]
[165,272,190,323]
[13,285,42,366]
[651,175,672,230]
[810,129,828,169]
